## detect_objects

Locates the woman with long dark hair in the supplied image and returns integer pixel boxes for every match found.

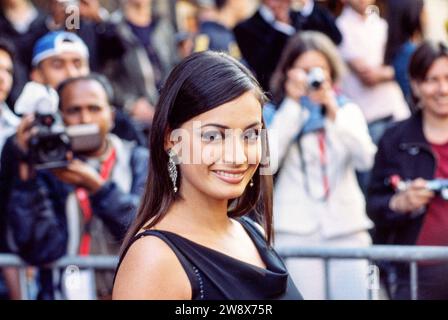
[384,0,426,106]
[112,51,302,300]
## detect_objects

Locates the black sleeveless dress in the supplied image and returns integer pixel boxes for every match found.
[116,217,303,300]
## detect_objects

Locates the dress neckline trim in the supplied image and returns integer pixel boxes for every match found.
[142,218,282,274]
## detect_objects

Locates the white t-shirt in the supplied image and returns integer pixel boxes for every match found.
[336,6,410,123]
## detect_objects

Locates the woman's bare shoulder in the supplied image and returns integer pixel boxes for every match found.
[112,233,191,300]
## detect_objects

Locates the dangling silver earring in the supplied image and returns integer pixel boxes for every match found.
[167,149,178,193]
[249,178,254,187]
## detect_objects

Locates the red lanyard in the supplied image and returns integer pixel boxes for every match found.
[298,129,330,201]
[75,148,116,256]
[317,130,330,200]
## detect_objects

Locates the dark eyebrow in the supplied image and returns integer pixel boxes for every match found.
[201,121,262,130]
[65,104,80,108]
[88,104,103,108]
[63,105,81,111]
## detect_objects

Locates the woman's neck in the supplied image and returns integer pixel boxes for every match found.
[124,3,152,26]
[167,181,232,235]
[423,110,448,144]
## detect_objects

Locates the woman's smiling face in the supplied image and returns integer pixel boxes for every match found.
[168,90,264,200]
[414,57,448,118]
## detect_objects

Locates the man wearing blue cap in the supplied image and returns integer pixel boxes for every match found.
[29,31,90,89]
[14,31,144,142]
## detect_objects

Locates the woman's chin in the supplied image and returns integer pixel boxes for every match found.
[208,185,247,201]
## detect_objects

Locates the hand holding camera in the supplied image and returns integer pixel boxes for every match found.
[285,67,339,120]
[15,114,37,155]
[78,0,104,23]
[388,177,435,213]
[52,159,105,193]
[15,117,104,192]
[306,67,339,121]
[285,68,307,102]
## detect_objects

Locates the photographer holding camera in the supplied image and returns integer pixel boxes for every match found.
[266,32,376,299]
[1,32,103,259]
[367,41,448,300]
[7,74,148,300]
[2,31,143,180]
[0,31,146,300]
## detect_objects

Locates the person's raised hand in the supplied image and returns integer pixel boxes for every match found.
[52,159,105,193]
[307,79,338,121]
[389,178,435,213]
[79,0,103,22]
[285,68,307,102]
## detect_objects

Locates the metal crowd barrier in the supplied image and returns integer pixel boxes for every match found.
[276,245,448,300]
[1,245,448,300]
[0,255,119,300]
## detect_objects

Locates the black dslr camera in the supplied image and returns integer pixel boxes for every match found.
[28,113,71,170]
[28,113,102,170]
[16,82,102,170]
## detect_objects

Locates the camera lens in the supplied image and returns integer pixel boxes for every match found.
[307,67,325,90]
[37,136,67,163]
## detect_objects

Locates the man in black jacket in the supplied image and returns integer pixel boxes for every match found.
[294,0,342,45]
[234,0,341,91]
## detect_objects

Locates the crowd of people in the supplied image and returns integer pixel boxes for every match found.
[0,0,448,300]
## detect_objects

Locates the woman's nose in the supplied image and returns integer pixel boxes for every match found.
[223,133,247,164]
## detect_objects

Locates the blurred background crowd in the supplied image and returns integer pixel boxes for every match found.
[1,0,448,300]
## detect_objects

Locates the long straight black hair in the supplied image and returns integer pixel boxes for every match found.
[122,51,273,252]
[384,0,424,65]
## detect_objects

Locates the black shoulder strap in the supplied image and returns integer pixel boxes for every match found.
[239,216,267,243]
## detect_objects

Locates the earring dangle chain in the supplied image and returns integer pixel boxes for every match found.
[167,149,178,193]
